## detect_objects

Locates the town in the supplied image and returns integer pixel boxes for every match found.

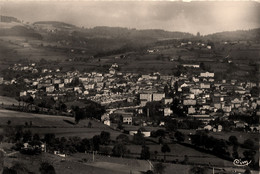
[0,1,259,173]
[0,55,259,173]
[1,56,259,131]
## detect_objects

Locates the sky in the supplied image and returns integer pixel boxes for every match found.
[0,1,260,35]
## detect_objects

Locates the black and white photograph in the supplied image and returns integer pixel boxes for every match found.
[0,0,259,173]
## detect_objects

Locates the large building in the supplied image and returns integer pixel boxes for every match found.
[153,93,165,101]
[200,72,214,78]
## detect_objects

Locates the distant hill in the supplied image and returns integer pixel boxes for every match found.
[1,16,259,63]
[81,26,194,39]
[0,25,42,39]
[33,21,76,30]
[203,28,260,41]
[0,15,42,39]
[0,15,21,23]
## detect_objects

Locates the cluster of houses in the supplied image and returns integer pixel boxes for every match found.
[176,72,259,116]
[179,41,212,50]
[101,70,259,134]
[1,62,259,134]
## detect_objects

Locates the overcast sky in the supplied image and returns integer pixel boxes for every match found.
[0,1,259,35]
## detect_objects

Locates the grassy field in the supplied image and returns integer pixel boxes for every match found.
[2,145,257,174]
[126,143,233,167]
[0,109,258,173]
[178,129,259,165]
[179,129,259,144]
[0,96,21,106]
[1,147,193,174]
[0,109,121,140]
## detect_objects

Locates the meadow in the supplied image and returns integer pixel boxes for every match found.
[0,109,121,140]
[0,108,259,173]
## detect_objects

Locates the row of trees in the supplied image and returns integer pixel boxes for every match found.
[190,132,230,157]
[165,118,203,131]
[3,162,56,174]
[71,100,106,123]
[190,132,258,169]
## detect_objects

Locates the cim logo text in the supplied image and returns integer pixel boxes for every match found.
[233,159,252,167]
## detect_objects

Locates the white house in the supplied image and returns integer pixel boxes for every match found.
[200,72,214,78]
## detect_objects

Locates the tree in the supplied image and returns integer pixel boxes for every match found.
[133,130,145,145]
[250,87,259,97]
[117,122,124,130]
[158,137,164,145]
[100,131,110,145]
[22,130,32,143]
[144,101,164,121]
[232,148,239,159]
[189,166,207,174]
[14,126,23,142]
[112,143,127,157]
[170,99,185,118]
[212,139,229,156]
[39,162,56,174]
[154,151,158,160]
[153,163,166,174]
[91,135,100,151]
[243,139,254,149]
[87,121,92,128]
[3,126,15,142]
[161,144,171,162]
[71,77,80,86]
[174,131,185,142]
[59,102,67,112]
[3,167,17,174]
[229,136,238,146]
[116,134,129,144]
[74,107,85,124]
[143,170,154,174]
[0,151,4,172]
[244,168,251,174]
[164,85,169,97]
[243,150,256,167]
[78,138,90,153]
[44,133,55,146]
[140,145,150,160]
[73,101,106,123]
[154,129,166,138]
[8,162,31,174]
[183,155,189,164]
[0,134,3,142]
[200,62,206,71]
[165,119,178,132]
[7,120,11,125]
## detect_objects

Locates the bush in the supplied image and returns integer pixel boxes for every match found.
[153,163,166,174]
[3,167,17,174]
[229,135,238,145]
[112,143,127,157]
[100,131,110,145]
[140,145,150,160]
[242,139,255,149]
[39,162,56,174]
[116,134,129,144]
[174,131,185,142]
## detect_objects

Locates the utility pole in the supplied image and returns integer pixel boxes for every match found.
[92,151,95,162]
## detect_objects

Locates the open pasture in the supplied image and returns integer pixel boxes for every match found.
[0,109,121,140]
